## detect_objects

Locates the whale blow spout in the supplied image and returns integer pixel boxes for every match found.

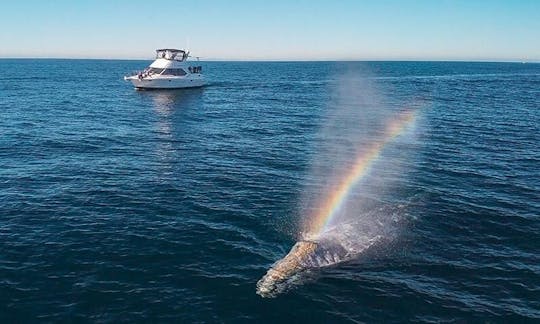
[256,240,318,298]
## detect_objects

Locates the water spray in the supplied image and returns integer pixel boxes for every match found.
[257,101,419,297]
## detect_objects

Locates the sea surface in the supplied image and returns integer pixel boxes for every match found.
[1,60,539,322]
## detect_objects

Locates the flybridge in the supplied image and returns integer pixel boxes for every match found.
[155,49,189,61]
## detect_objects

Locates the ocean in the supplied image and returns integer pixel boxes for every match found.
[1,60,539,322]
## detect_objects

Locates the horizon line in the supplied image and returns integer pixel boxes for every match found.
[0,56,538,64]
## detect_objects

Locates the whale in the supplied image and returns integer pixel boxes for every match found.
[256,223,383,298]
[256,240,319,298]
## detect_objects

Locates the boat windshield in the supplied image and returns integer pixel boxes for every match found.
[145,67,164,75]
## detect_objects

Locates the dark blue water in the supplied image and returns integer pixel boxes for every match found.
[1,60,539,322]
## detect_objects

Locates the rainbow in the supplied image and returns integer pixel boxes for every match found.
[307,110,418,236]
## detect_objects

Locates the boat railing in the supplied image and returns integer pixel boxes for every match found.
[188,66,202,73]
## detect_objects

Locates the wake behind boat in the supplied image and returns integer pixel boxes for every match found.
[124,49,205,89]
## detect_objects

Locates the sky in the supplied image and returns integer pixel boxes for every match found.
[0,0,538,61]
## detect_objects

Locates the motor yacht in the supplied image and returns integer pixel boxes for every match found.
[124,49,205,89]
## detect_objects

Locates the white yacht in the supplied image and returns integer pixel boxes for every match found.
[124,49,205,89]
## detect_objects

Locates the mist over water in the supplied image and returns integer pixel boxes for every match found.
[300,67,422,243]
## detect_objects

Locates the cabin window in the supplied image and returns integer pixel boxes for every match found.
[161,68,187,76]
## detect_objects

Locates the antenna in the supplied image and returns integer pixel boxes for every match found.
[186,37,190,52]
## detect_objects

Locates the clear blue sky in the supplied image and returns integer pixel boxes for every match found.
[1,0,538,61]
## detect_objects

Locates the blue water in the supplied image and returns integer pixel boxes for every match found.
[1,60,539,322]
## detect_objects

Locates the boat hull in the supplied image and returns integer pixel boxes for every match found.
[126,76,205,89]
